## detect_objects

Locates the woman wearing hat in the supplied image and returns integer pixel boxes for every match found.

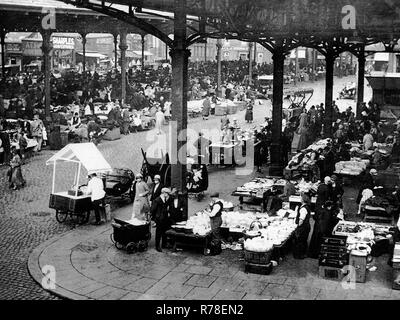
[131,173,150,221]
[245,99,253,123]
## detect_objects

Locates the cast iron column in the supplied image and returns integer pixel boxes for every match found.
[1,29,5,82]
[357,47,366,119]
[170,0,189,204]
[216,39,222,97]
[141,34,145,71]
[113,33,118,71]
[41,31,52,122]
[81,33,87,75]
[248,42,253,85]
[119,30,128,103]
[269,47,285,176]
[204,39,207,62]
[324,53,335,137]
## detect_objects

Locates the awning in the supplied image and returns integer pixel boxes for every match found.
[76,52,107,59]
[132,50,153,56]
[46,143,112,174]
[374,52,390,61]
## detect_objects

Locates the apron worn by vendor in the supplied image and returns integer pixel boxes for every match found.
[293,204,311,259]
[210,200,223,239]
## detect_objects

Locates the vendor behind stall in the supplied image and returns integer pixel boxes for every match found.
[293,192,312,259]
[207,192,223,240]
[86,173,106,225]
[69,112,82,132]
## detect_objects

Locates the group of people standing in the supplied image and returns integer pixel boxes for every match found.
[293,175,343,259]
[131,174,186,252]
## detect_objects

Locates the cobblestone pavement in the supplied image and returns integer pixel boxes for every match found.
[0,76,373,300]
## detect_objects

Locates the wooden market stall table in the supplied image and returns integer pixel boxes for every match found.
[232,176,285,212]
[165,229,213,255]
[289,195,317,211]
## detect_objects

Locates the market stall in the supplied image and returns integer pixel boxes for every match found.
[46,143,112,224]
[232,177,286,212]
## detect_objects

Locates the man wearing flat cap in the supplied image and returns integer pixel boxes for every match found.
[151,187,171,252]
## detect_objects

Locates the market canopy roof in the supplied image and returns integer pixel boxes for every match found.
[46,143,112,174]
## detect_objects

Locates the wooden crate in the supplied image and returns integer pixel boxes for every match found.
[319,266,345,281]
[244,250,273,265]
[349,252,367,283]
[244,262,273,275]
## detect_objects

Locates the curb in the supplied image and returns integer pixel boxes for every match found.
[27,223,111,300]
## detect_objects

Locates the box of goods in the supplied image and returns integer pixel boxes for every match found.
[234,101,246,111]
[349,251,367,283]
[103,127,121,141]
[320,244,348,254]
[319,266,345,281]
[227,104,238,115]
[245,262,273,275]
[215,105,228,116]
[321,235,347,246]
[244,249,273,265]
[319,257,348,268]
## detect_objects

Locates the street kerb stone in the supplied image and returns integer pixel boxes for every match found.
[159,271,193,284]
[184,286,220,300]
[212,289,246,300]
[185,274,218,288]
[262,283,295,298]
[185,265,213,275]
[234,279,269,295]
[288,286,320,300]
[123,277,158,293]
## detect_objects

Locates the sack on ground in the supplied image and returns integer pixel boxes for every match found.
[210,239,222,255]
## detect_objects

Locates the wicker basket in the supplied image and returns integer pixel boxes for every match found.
[244,249,273,265]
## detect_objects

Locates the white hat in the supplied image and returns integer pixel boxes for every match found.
[324,176,332,184]
[370,169,378,175]
[161,188,171,194]
[154,175,161,180]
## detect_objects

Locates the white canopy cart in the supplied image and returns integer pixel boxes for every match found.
[46,143,112,224]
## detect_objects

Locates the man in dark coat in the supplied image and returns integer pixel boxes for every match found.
[316,177,333,210]
[308,200,337,258]
[151,188,171,252]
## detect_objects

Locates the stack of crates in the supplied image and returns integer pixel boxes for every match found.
[392,243,400,290]
[319,235,348,281]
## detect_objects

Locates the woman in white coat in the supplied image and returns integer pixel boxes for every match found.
[155,107,165,135]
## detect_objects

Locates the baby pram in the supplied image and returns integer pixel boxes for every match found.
[186,164,208,201]
[110,218,151,254]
